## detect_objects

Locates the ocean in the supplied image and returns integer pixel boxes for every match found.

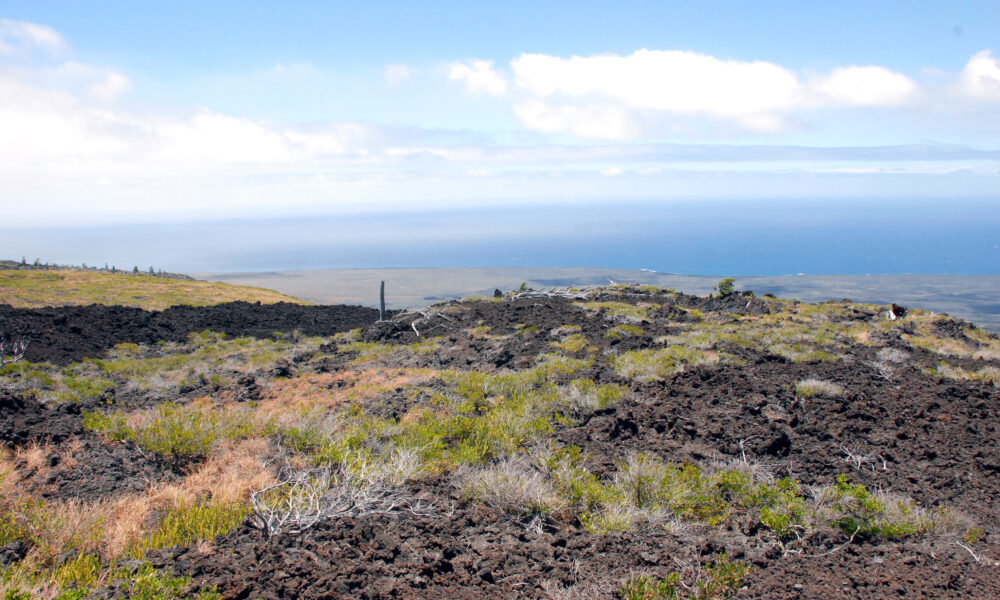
[2,198,998,276]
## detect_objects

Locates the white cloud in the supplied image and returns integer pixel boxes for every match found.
[448,59,508,95]
[507,49,920,138]
[384,63,413,86]
[513,100,636,140]
[513,50,801,116]
[600,167,624,177]
[808,66,916,106]
[0,19,65,55]
[88,71,133,101]
[958,50,1000,100]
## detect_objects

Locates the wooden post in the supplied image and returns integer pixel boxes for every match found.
[379,281,386,321]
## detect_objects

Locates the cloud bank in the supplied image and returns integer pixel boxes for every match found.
[0,19,998,228]
[505,50,921,138]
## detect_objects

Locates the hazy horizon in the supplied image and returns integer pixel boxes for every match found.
[1,197,996,276]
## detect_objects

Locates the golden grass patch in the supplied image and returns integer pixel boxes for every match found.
[259,368,438,416]
[0,270,307,310]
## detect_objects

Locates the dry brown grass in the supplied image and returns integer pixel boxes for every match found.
[171,437,276,504]
[0,435,278,568]
[258,368,438,417]
[0,270,307,310]
[0,441,84,499]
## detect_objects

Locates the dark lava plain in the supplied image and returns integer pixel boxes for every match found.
[1,289,998,599]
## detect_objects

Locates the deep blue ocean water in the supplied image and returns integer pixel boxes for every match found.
[3,198,998,275]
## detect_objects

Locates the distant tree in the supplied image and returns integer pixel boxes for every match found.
[133,266,139,274]
[714,277,735,298]
[20,256,25,265]
[33,258,40,266]
[148,266,154,274]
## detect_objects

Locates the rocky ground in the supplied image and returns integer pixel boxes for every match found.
[0,289,998,599]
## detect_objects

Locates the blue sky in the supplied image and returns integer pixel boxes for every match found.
[1,0,998,227]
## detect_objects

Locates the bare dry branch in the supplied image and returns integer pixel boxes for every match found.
[249,463,434,537]
[0,334,30,368]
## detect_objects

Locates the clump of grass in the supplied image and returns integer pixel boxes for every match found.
[930,362,999,386]
[111,562,222,600]
[619,554,750,600]
[84,401,273,460]
[810,474,974,540]
[550,333,590,353]
[465,325,492,339]
[574,301,655,323]
[130,500,248,557]
[550,324,582,337]
[606,324,644,339]
[794,378,845,398]
[457,457,565,517]
[337,337,441,365]
[562,379,626,412]
[610,347,719,381]
[514,324,538,337]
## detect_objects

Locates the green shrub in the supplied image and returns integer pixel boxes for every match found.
[714,278,735,298]
[816,474,928,539]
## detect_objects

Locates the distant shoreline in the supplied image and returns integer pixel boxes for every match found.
[195,267,1000,334]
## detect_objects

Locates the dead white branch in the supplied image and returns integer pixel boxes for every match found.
[805,525,861,558]
[509,288,590,300]
[956,541,1000,566]
[840,445,887,472]
[0,334,30,368]
[249,464,434,537]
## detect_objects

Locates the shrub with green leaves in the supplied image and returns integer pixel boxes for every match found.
[714,278,735,298]
[813,474,930,539]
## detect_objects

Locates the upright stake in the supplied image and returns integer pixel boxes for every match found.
[379,280,386,321]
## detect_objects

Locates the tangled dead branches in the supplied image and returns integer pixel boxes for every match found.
[249,464,435,537]
[392,309,454,337]
[0,333,29,368]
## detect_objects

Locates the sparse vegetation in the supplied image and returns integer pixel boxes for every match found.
[0,281,995,598]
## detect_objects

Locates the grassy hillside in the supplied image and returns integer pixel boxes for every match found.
[0,270,308,310]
